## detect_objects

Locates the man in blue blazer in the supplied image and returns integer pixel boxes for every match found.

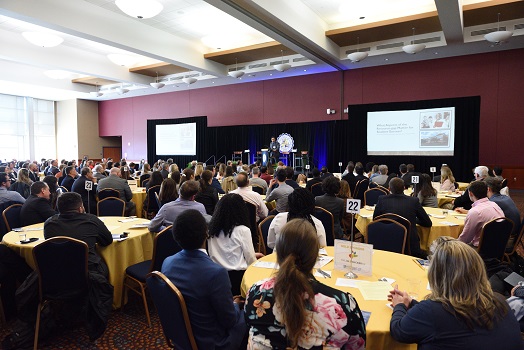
[373,177,432,258]
[162,209,247,349]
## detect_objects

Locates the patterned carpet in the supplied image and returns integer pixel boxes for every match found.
[0,294,169,349]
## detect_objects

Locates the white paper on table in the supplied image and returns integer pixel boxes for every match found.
[335,278,360,288]
[427,282,431,291]
[314,256,333,269]
[24,227,43,231]
[445,194,461,198]
[429,214,445,219]
[379,277,396,285]
[129,222,150,228]
[111,234,128,242]
[252,261,278,269]
[439,221,459,226]
[319,248,328,255]
[454,216,466,220]
[358,281,392,300]
[118,218,139,223]
[314,270,332,278]
[359,214,373,218]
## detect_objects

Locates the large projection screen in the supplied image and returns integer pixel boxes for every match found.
[367,107,455,156]
[155,122,196,156]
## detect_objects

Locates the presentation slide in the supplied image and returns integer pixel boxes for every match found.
[367,107,455,156]
[156,123,196,156]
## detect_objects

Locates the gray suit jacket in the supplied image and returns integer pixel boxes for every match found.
[97,174,132,201]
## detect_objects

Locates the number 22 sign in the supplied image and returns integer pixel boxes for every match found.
[346,199,361,214]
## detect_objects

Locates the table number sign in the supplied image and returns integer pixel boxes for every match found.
[334,239,373,276]
[411,175,419,184]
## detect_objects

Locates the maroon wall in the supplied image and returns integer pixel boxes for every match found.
[99,48,524,169]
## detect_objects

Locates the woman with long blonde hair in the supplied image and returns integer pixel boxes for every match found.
[440,166,456,191]
[389,239,521,349]
[245,219,365,349]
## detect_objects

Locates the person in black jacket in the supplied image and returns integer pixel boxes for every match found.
[60,166,78,192]
[373,177,432,258]
[71,167,98,214]
[20,181,56,226]
[195,170,219,215]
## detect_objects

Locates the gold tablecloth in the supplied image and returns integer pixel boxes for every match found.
[1,217,154,309]
[241,247,428,350]
[457,182,469,191]
[132,187,147,218]
[403,189,456,208]
[356,206,465,251]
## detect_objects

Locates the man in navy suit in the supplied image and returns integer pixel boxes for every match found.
[162,209,247,349]
[373,177,432,258]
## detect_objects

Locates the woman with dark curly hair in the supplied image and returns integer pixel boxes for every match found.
[208,193,258,295]
[267,188,326,249]
[315,175,344,238]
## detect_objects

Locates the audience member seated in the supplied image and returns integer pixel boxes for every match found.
[206,165,225,194]
[265,168,294,215]
[402,164,418,189]
[245,219,366,349]
[370,164,388,185]
[342,162,357,195]
[284,166,300,189]
[259,166,272,185]
[221,166,237,194]
[507,283,524,332]
[398,163,407,180]
[20,181,55,226]
[267,188,326,249]
[71,167,98,215]
[413,173,438,208]
[61,166,78,192]
[453,165,489,211]
[485,177,521,247]
[208,194,258,295]
[194,170,218,215]
[315,176,345,239]
[0,172,25,205]
[320,166,333,179]
[457,181,504,247]
[296,173,307,186]
[148,180,209,233]
[0,245,32,321]
[305,168,322,191]
[368,164,380,181]
[92,164,106,180]
[439,165,456,192]
[158,178,178,206]
[160,162,169,179]
[42,175,59,210]
[389,239,522,349]
[249,167,268,194]
[373,178,432,258]
[8,168,32,199]
[161,209,247,350]
[231,172,268,222]
[146,170,163,191]
[97,167,136,216]
[28,163,39,183]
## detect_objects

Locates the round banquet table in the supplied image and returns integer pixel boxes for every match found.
[403,189,458,208]
[356,206,465,251]
[241,247,428,350]
[1,217,154,309]
[132,187,147,218]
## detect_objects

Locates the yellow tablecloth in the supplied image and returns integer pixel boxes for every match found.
[403,189,456,208]
[1,217,154,309]
[241,247,428,350]
[132,187,147,218]
[356,207,465,251]
[457,182,469,191]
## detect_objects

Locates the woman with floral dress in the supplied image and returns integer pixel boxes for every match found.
[245,218,366,349]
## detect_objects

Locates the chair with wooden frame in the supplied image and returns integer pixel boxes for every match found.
[353,179,369,207]
[97,197,126,216]
[258,215,275,255]
[363,187,388,206]
[366,218,407,254]
[504,218,524,263]
[310,182,324,197]
[373,213,412,254]
[143,185,161,219]
[2,203,23,233]
[313,206,335,246]
[146,271,198,350]
[251,184,265,195]
[122,225,180,327]
[97,188,120,200]
[477,217,514,261]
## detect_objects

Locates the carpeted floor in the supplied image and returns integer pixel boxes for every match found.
[0,293,169,349]
[2,190,524,349]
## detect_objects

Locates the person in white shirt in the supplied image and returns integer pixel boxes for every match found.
[230,171,268,222]
[207,193,260,295]
[267,188,326,249]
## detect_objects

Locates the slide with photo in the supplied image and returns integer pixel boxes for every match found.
[367,107,454,156]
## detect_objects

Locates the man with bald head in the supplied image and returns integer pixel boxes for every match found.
[97,167,136,216]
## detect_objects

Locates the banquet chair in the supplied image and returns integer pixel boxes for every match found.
[98,188,120,200]
[374,213,411,254]
[139,173,150,186]
[32,236,88,350]
[251,184,265,195]
[0,201,18,239]
[97,197,126,216]
[154,192,162,209]
[353,179,369,207]
[366,218,407,254]
[146,271,198,350]
[244,201,259,248]
[2,203,23,232]
[477,217,514,261]
[122,225,180,327]
[141,178,150,188]
[0,283,5,325]
[313,206,335,246]
[58,186,68,193]
[143,185,161,219]
[504,218,524,263]
[310,182,324,197]
[364,187,388,206]
[258,216,275,255]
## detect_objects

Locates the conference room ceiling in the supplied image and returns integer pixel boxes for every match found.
[0,0,523,101]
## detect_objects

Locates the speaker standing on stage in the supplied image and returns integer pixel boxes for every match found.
[269,136,280,164]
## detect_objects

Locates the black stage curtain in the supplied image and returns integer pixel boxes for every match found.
[146,116,207,167]
[333,96,480,182]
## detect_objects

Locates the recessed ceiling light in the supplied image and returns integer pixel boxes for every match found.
[384,58,389,61]
[434,52,438,55]
[303,69,307,72]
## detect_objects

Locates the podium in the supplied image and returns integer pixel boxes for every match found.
[261,149,269,166]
